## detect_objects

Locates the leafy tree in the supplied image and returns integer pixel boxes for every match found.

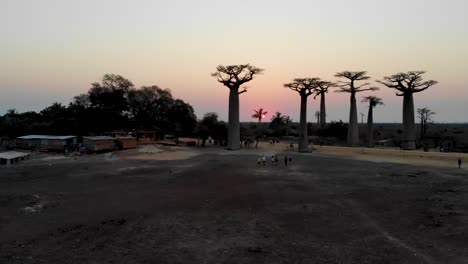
[269,112,287,136]
[169,99,197,138]
[318,121,348,142]
[196,112,225,146]
[361,96,384,147]
[284,78,320,152]
[212,64,264,150]
[377,71,437,149]
[335,71,378,146]
[88,74,134,132]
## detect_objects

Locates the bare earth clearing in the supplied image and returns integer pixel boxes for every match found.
[0,146,467,263]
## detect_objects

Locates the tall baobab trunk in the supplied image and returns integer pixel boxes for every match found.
[348,92,359,146]
[227,88,240,150]
[320,93,326,128]
[299,95,309,152]
[367,104,373,147]
[402,93,416,150]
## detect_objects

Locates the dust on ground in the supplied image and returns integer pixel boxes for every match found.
[1,145,468,263]
[116,145,200,161]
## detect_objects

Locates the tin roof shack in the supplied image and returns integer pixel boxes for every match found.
[0,151,30,165]
[136,130,159,143]
[103,131,128,138]
[16,135,77,152]
[83,136,116,152]
[117,136,137,149]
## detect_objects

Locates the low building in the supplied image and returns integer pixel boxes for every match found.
[16,135,78,152]
[136,130,158,143]
[0,151,30,165]
[117,136,137,149]
[103,131,128,138]
[83,136,116,152]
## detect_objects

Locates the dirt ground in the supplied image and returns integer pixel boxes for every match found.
[1,146,467,264]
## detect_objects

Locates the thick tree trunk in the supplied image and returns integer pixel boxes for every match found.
[298,95,310,152]
[402,93,416,150]
[347,92,359,146]
[367,105,373,147]
[320,93,326,128]
[227,88,240,150]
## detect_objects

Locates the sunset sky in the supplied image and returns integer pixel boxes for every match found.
[1,0,467,122]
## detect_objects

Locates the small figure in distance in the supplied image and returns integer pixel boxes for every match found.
[458,158,462,169]
[289,156,292,164]
[271,155,275,165]
[262,155,266,166]
[257,156,261,165]
[284,155,288,166]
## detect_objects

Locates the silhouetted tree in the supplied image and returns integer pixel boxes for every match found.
[314,80,335,127]
[335,71,378,147]
[361,96,384,147]
[88,74,134,131]
[269,112,287,136]
[128,86,173,131]
[315,111,320,125]
[284,78,320,152]
[211,64,263,150]
[318,120,348,142]
[128,86,196,137]
[252,108,268,123]
[196,113,226,146]
[417,107,435,141]
[377,71,437,150]
[168,99,197,138]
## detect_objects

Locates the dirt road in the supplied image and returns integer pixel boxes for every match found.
[1,150,467,263]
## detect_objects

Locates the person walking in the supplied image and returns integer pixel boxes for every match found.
[284,155,288,166]
[458,158,462,168]
[271,156,275,165]
[262,155,266,166]
[257,156,261,165]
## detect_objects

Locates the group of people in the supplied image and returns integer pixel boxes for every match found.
[257,154,292,166]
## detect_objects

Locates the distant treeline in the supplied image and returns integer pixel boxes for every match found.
[0,74,197,138]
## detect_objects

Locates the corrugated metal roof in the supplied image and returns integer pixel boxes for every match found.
[84,136,115,140]
[17,135,77,140]
[0,151,30,160]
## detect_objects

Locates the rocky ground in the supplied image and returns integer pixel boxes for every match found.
[0,147,467,263]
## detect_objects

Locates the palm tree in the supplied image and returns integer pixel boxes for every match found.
[270,112,284,122]
[362,96,384,147]
[377,71,437,150]
[335,71,378,147]
[284,78,320,152]
[212,64,264,150]
[252,108,268,122]
[314,81,336,127]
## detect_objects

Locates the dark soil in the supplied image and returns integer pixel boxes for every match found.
[0,151,467,263]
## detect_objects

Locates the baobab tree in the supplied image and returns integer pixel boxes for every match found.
[211,64,264,150]
[362,96,384,147]
[377,71,437,150]
[335,71,378,147]
[314,80,336,127]
[252,108,268,122]
[284,78,319,152]
[417,107,435,140]
[315,111,320,125]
